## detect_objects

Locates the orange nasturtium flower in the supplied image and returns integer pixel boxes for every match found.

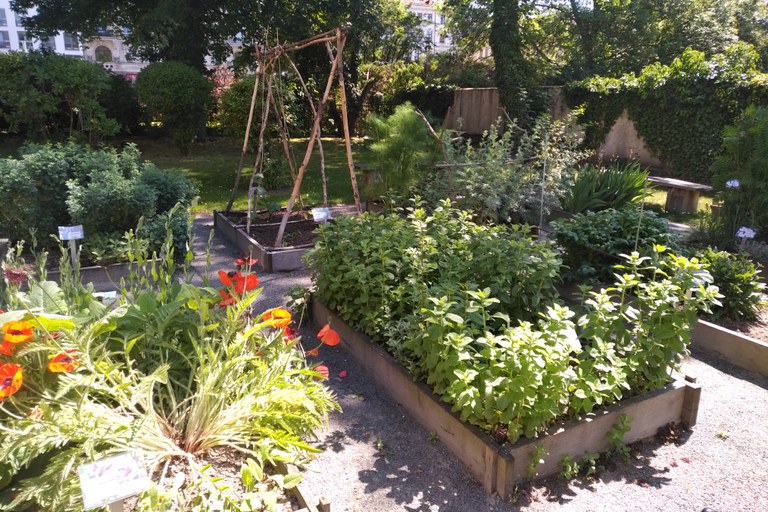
[263,308,292,329]
[317,323,340,347]
[2,320,34,344]
[48,350,79,373]
[0,363,23,399]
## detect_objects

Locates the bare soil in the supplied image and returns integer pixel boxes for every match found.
[248,218,318,248]
[713,307,768,342]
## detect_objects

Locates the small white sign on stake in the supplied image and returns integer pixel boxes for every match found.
[78,452,150,510]
[311,207,331,223]
[58,225,84,241]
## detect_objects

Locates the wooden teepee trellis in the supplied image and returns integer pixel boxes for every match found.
[224,27,362,248]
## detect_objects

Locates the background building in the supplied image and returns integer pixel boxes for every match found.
[404,0,453,57]
[0,0,83,57]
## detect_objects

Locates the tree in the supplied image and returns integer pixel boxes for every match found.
[135,62,212,155]
[489,0,533,123]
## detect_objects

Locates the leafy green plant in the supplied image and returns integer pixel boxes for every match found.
[607,414,633,458]
[0,227,338,510]
[365,103,438,197]
[551,206,675,281]
[559,455,580,480]
[526,445,549,476]
[711,105,768,244]
[698,247,766,321]
[561,161,650,214]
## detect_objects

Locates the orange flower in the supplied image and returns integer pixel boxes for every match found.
[263,308,292,329]
[234,273,259,294]
[0,341,13,356]
[283,326,298,342]
[306,348,319,357]
[234,257,258,268]
[219,289,235,307]
[2,320,34,344]
[0,363,23,399]
[48,350,79,373]
[317,323,340,347]
[314,364,329,379]
[218,270,235,287]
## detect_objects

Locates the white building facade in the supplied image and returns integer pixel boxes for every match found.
[0,0,83,57]
[404,0,453,56]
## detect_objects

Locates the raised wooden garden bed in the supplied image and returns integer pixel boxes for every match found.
[47,260,163,293]
[214,210,313,273]
[692,319,768,377]
[311,299,701,499]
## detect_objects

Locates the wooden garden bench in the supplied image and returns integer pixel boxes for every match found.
[646,176,713,215]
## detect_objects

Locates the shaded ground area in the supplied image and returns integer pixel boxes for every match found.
[192,215,768,512]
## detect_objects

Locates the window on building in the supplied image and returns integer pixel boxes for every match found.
[426,13,433,22]
[0,31,10,49]
[40,36,56,51]
[426,29,433,43]
[17,31,32,51]
[63,32,79,50]
[0,8,7,27]
[95,45,113,63]
[438,15,445,25]
[439,34,446,44]
[14,12,22,27]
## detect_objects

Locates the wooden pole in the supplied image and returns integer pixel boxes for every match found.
[274,43,342,247]
[331,30,362,214]
[225,62,261,212]
[246,64,274,235]
[269,90,305,210]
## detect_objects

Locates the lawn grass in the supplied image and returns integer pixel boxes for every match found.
[644,188,715,223]
[134,136,370,213]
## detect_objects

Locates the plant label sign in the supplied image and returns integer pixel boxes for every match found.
[312,207,331,223]
[78,452,150,510]
[58,225,84,241]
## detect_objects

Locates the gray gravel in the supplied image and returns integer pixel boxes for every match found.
[192,215,768,512]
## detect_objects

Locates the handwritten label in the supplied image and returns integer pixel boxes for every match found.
[311,207,331,223]
[78,453,150,510]
[58,225,84,241]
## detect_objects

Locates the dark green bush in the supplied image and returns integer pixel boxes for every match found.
[711,105,768,244]
[136,62,212,155]
[0,51,120,142]
[699,247,765,321]
[387,84,456,119]
[560,162,649,214]
[0,143,197,253]
[100,74,144,135]
[551,207,674,281]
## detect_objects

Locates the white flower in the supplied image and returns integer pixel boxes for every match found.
[736,226,756,239]
[726,179,740,188]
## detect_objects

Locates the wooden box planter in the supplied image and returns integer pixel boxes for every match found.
[692,319,768,377]
[311,299,701,499]
[47,260,165,293]
[214,210,314,273]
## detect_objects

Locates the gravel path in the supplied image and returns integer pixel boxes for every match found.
[194,215,768,512]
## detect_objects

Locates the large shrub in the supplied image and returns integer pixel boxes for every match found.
[0,51,120,142]
[136,62,212,154]
[551,207,675,281]
[0,143,197,251]
[699,247,765,321]
[711,105,768,243]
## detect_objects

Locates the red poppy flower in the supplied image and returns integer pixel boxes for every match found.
[306,348,319,357]
[283,326,298,342]
[263,308,292,329]
[0,341,13,356]
[317,323,340,347]
[48,350,79,373]
[218,270,235,287]
[314,364,329,379]
[234,273,259,294]
[0,363,23,399]
[339,370,348,378]
[0,309,4,314]
[2,320,34,344]
[234,257,258,268]
[219,289,235,307]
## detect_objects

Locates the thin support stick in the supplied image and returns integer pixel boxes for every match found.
[225,63,261,212]
[246,64,274,234]
[330,30,362,214]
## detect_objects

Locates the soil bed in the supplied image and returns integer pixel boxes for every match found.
[248,218,319,249]
[712,306,768,342]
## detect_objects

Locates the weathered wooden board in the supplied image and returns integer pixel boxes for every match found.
[692,319,768,377]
